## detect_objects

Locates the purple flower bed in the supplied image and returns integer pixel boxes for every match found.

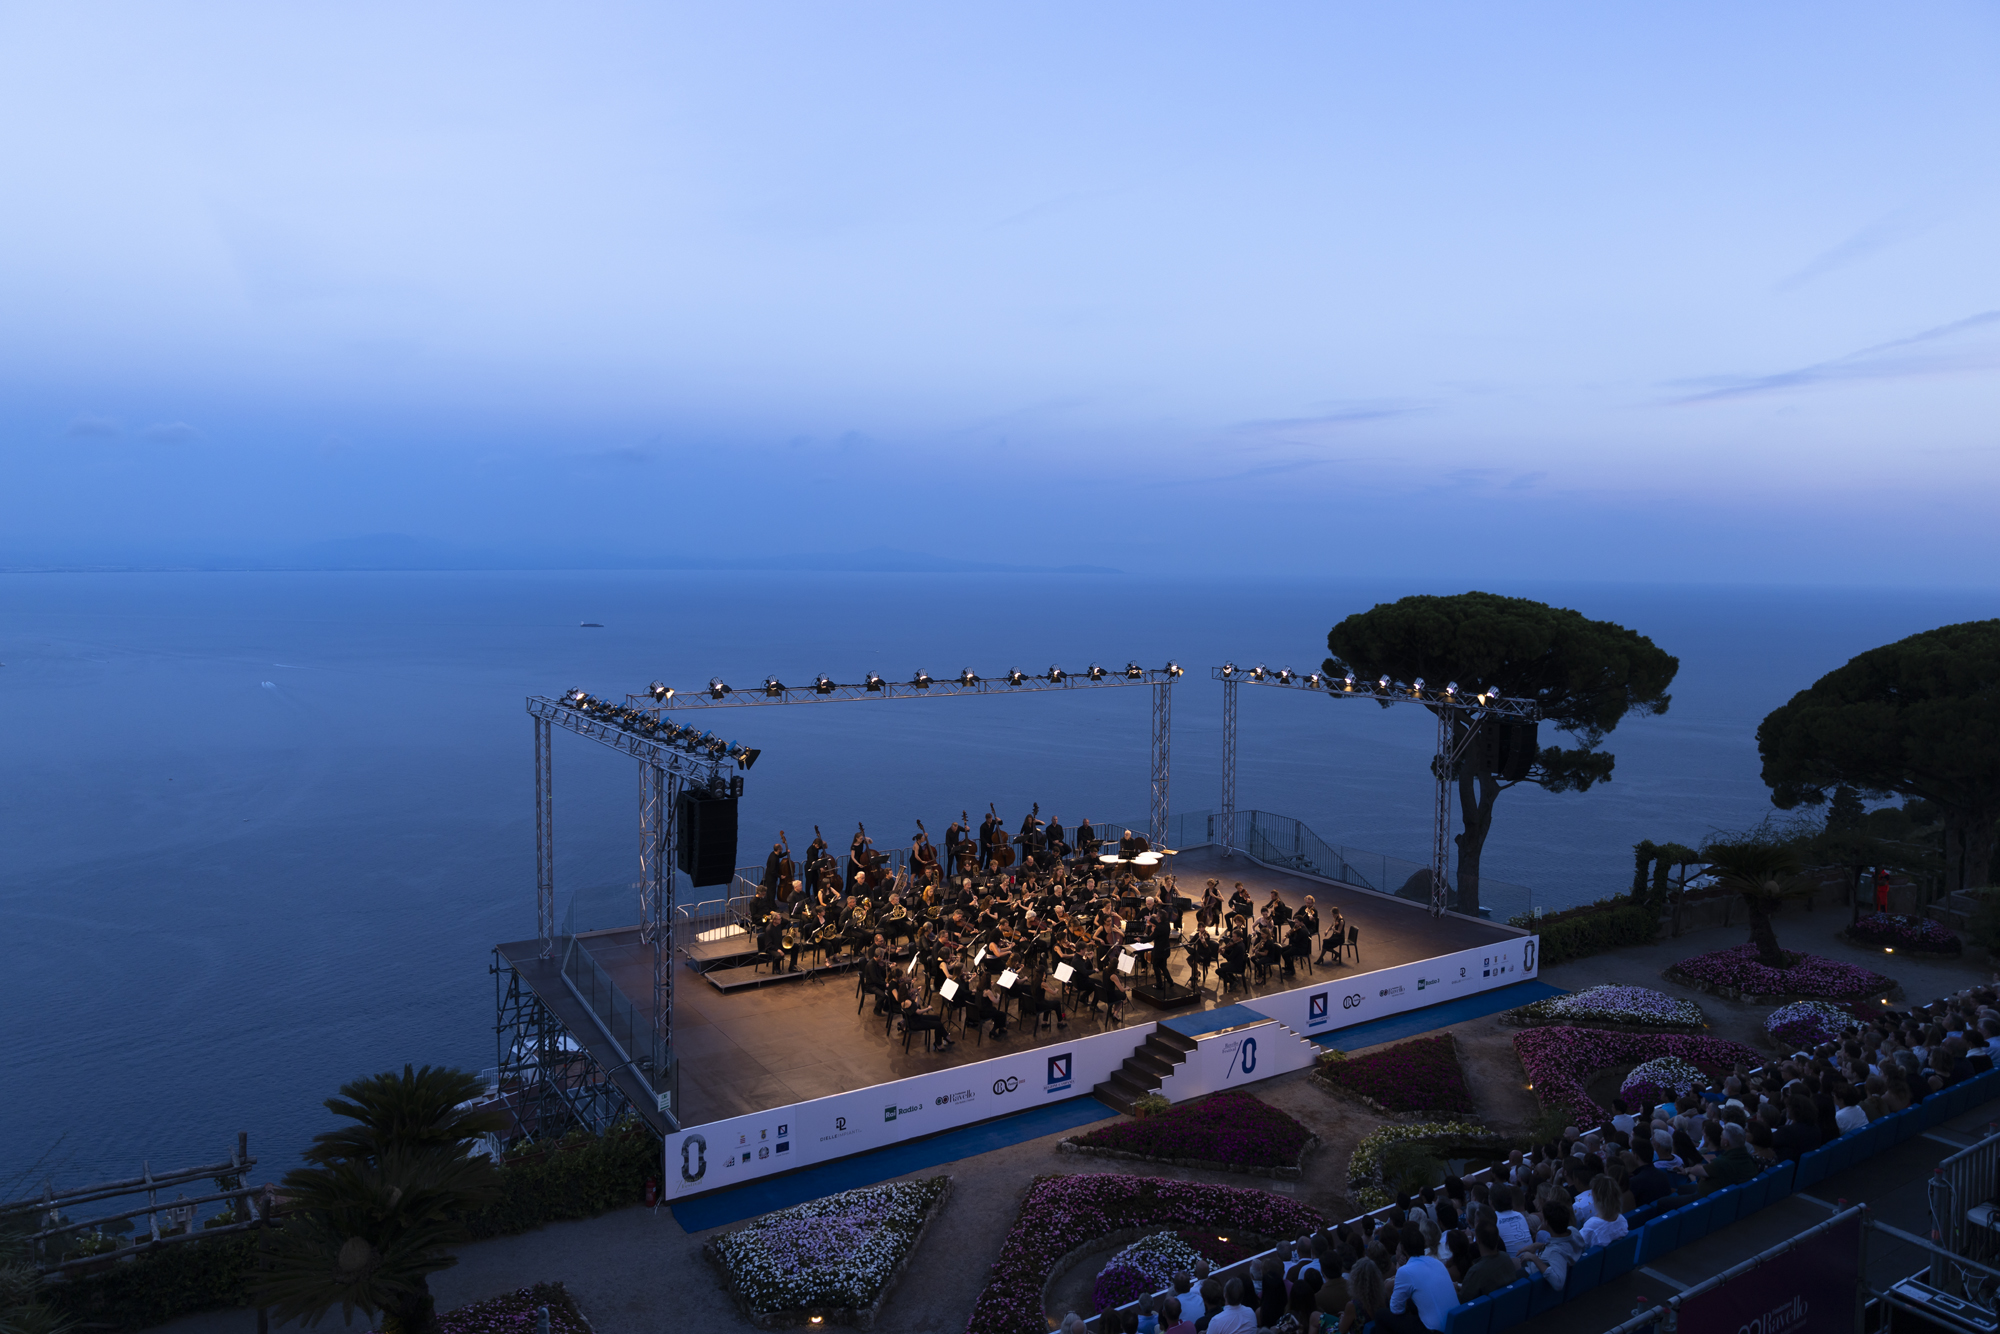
[965,1174,1324,1334]
[432,1284,589,1334]
[1070,1091,1312,1168]
[1317,1034,1474,1113]
[1093,1263,1150,1314]
[1848,913,1961,954]
[1513,1027,1763,1128]
[1669,944,1893,999]
[1766,1000,1857,1050]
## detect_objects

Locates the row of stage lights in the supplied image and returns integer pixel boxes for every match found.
[557,690,760,767]
[641,661,1184,703]
[1218,662,1507,705]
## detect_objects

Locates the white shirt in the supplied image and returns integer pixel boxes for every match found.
[1612,1113,1636,1135]
[1175,1288,1205,1326]
[1388,1255,1459,1331]
[1835,1104,1868,1133]
[1203,1303,1258,1334]
[1494,1209,1534,1256]
[1577,1212,1629,1249]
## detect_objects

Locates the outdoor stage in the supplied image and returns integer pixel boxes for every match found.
[496,845,1521,1133]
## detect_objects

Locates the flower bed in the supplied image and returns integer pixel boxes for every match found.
[1503,985,1705,1032]
[1846,913,1961,955]
[707,1176,950,1328]
[966,1174,1324,1334]
[1059,1091,1317,1178]
[1346,1121,1489,1210]
[435,1284,590,1334]
[1620,1056,1709,1108]
[1313,1035,1474,1115]
[1512,1027,1763,1128]
[1666,944,1895,1002]
[1765,999,1857,1050]
[1093,1230,1210,1313]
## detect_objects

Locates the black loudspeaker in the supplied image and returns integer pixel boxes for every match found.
[676,793,739,888]
[1480,720,1540,782]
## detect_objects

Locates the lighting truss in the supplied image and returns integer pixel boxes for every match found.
[1211,663,1540,918]
[622,662,1182,854]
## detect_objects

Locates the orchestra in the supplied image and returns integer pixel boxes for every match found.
[734,804,1356,1060]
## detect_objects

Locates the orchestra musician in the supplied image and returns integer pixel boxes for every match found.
[1150,904,1175,990]
[761,842,787,894]
[1282,914,1313,979]
[1265,887,1292,929]
[977,810,1000,868]
[1227,882,1254,921]
[1318,905,1347,965]
[1076,817,1099,858]
[1045,814,1067,860]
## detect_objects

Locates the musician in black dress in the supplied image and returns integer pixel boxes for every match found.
[1227,882,1254,921]
[1216,926,1250,989]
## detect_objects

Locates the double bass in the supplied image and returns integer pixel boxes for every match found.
[776,831,798,901]
[988,804,1016,870]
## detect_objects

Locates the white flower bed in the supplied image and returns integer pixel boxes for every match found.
[1510,985,1704,1030]
[1620,1056,1709,1108]
[1103,1231,1205,1288]
[708,1177,949,1317]
[1765,1000,1854,1050]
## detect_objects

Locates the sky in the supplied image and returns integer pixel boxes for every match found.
[1,3,1997,581]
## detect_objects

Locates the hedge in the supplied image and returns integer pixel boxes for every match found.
[1533,901,1660,967]
[39,1121,661,1331]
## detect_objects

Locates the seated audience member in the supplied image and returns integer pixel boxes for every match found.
[1256,1255,1289,1330]
[1455,1223,1519,1300]
[1772,1095,1823,1162]
[1385,1222,1457,1333]
[1577,1175,1629,1248]
[1203,1277,1257,1334]
[1701,1123,1761,1190]
[1488,1183,1533,1255]
[1834,1085,1869,1134]
[1336,1259,1386,1334]
[1159,1296,1192,1334]
[1169,1272,1202,1328]
[1516,1199,1585,1292]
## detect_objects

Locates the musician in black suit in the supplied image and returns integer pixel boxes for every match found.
[978,812,999,868]
[762,843,786,893]
[1076,818,1098,856]
[1046,815,1067,857]
[1150,909,1175,990]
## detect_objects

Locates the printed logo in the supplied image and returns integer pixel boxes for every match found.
[993,1076,1021,1095]
[775,1140,789,1154]
[1416,975,1441,992]
[1224,1036,1259,1081]
[1378,985,1405,998]
[885,1104,898,1122]
[1047,1053,1073,1092]
[678,1133,708,1183]
[835,1116,847,1131]
[778,1123,789,1136]
[934,1089,974,1106]
[884,1101,922,1122]
[1342,993,1363,1009]
[758,1146,769,1160]
[1308,993,1329,1027]
[1452,965,1469,987]
[1522,940,1537,973]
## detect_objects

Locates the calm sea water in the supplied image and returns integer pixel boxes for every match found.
[3,570,1994,1191]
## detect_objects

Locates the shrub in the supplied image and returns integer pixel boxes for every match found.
[1347,1122,1488,1210]
[39,1233,259,1332]
[438,1283,590,1334]
[1506,985,1704,1031]
[1068,1092,1312,1168]
[460,1120,660,1240]
[1620,1056,1709,1108]
[1765,1000,1856,1050]
[1315,1034,1473,1114]
[1512,1027,1762,1128]
[1093,1264,1150,1315]
[1521,901,1660,967]
[708,1177,948,1317]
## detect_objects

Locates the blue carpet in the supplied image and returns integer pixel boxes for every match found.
[1162,1003,1270,1037]
[670,1095,1121,1232]
[1311,979,1565,1051]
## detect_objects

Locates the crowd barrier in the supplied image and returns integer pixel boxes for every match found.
[1437,1065,2000,1334]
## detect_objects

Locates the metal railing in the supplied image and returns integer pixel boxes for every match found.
[1926,1122,2000,1285]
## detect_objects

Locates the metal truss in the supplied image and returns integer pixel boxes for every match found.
[637,761,677,1122]
[621,661,1182,853]
[534,715,554,957]
[491,954,636,1141]
[1209,663,1541,917]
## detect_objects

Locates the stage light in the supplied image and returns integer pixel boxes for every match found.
[566,688,587,705]
[864,672,885,691]
[912,671,932,688]
[1007,668,1026,685]
[814,674,835,695]
[707,678,730,699]
[1488,687,1504,702]
[1305,673,1322,688]
[706,735,729,756]
[1275,667,1295,684]
[731,745,761,769]
[1378,676,1390,691]
[1221,662,1237,678]
[648,681,672,702]
[1166,661,1183,677]
[1445,681,1458,696]
[958,668,979,686]
[764,677,785,697]
[1088,663,1106,681]
[1046,665,1066,682]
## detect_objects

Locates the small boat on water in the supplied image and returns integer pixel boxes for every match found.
[580,622,604,627]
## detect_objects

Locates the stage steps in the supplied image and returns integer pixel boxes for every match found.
[1092,1027,1199,1115]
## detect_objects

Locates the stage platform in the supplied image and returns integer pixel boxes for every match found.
[498,846,1519,1132]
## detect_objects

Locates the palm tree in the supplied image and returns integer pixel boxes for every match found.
[0,1217,71,1334]
[254,1066,507,1334]
[1704,836,1814,966]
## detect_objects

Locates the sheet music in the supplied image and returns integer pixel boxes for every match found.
[998,968,1019,989]
[1131,941,1154,952]
[1118,952,1136,974]
[940,979,960,1001]
[1054,962,1075,983]
[905,956,918,975]
[973,945,987,966]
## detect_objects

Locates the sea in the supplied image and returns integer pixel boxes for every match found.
[2,569,1993,1195]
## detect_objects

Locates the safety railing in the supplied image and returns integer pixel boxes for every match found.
[559,930,654,1087]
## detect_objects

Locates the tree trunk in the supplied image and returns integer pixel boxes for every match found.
[382,1283,437,1334]
[1743,894,1784,966]
[1454,763,1501,919]
[1944,806,1998,892]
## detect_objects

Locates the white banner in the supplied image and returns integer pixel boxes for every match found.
[667,1023,1152,1197]
[1245,934,1539,1042]
[1156,1018,1318,1102]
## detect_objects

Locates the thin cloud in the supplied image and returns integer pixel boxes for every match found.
[142,421,201,443]
[1777,209,1935,293]
[64,414,120,439]
[1668,311,2000,404]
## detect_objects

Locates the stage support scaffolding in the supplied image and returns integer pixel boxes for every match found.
[1150,678,1172,855]
[1211,665,1541,918]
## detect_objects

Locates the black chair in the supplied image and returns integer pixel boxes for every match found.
[1344,925,1360,963]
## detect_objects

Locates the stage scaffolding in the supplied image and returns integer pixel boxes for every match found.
[1212,665,1541,918]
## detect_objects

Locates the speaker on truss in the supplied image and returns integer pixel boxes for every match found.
[1486,720,1539,782]
[676,791,739,888]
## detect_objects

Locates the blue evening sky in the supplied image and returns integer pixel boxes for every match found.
[1,3,1996,581]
